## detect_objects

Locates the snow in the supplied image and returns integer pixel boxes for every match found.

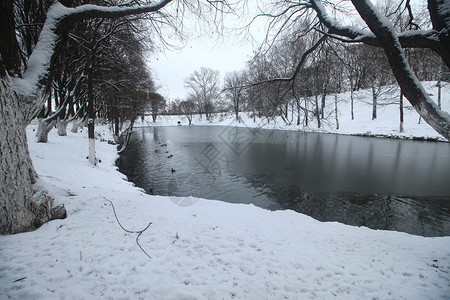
[1,84,450,299]
[310,0,373,41]
[11,3,67,97]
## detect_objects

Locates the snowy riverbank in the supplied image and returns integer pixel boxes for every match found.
[0,121,449,298]
[138,81,450,142]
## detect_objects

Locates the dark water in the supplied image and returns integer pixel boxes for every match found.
[116,125,450,236]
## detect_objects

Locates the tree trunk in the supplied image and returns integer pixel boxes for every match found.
[235,96,240,121]
[437,69,441,109]
[0,0,21,76]
[427,0,450,69]
[350,89,354,120]
[291,101,294,123]
[334,93,339,130]
[36,118,55,143]
[304,97,309,127]
[321,93,326,119]
[372,83,377,120]
[57,118,68,136]
[71,119,83,133]
[315,95,321,128]
[0,78,66,234]
[87,65,96,166]
[400,92,404,132]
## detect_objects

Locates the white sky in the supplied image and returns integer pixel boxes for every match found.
[149,34,256,101]
[147,1,267,101]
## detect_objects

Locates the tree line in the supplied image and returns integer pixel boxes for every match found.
[167,43,446,129]
[168,1,448,131]
[29,1,164,146]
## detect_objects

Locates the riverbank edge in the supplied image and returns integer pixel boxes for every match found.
[134,112,449,143]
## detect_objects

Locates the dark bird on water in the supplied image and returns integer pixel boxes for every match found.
[171,168,176,173]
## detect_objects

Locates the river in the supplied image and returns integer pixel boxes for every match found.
[116,126,450,236]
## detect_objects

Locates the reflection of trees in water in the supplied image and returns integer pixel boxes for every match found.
[118,127,450,237]
[245,173,450,236]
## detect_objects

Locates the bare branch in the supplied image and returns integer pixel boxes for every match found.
[240,35,327,89]
[309,0,440,50]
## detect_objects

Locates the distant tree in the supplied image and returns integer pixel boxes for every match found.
[342,45,369,120]
[169,98,181,115]
[224,71,247,121]
[185,67,221,121]
[148,92,166,122]
[179,99,196,125]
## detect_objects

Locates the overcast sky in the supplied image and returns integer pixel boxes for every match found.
[149,34,256,101]
[147,0,268,102]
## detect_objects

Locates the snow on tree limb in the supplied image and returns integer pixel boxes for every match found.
[11,0,173,98]
[310,0,441,50]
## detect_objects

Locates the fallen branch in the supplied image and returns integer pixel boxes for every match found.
[103,198,152,259]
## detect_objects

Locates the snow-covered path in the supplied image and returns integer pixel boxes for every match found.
[0,125,449,299]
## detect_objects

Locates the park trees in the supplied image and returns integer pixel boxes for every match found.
[254,0,449,139]
[0,0,231,234]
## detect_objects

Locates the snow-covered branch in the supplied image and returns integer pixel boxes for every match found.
[11,0,173,98]
[310,0,441,50]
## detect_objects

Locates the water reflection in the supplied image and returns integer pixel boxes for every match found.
[116,126,450,236]
[264,185,450,236]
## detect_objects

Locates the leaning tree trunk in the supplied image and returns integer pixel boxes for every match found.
[352,0,450,140]
[0,78,66,234]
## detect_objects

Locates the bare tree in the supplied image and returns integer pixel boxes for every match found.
[184,67,221,121]
[224,70,246,121]
[342,45,370,120]
[149,92,166,122]
[180,98,196,125]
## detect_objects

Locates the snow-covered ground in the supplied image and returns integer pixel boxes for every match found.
[1,88,450,299]
[140,81,450,141]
